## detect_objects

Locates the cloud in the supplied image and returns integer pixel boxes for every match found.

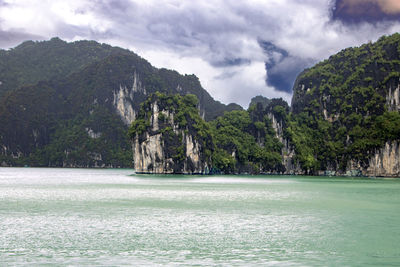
[380,0,400,13]
[138,48,291,107]
[337,0,400,14]
[333,0,400,23]
[0,29,43,48]
[259,41,316,93]
[0,0,399,106]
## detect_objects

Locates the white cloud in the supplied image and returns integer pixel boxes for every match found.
[137,48,289,107]
[50,1,111,32]
[0,0,399,106]
[0,0,57,35]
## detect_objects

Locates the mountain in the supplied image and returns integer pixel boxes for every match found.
[209,98,287,174]
[0,38,240,167]
[130,93,213,174]
[130,92,288,174]
[287,33,400,176]
[0,37,131,99]
[131,33,400,177]
[2,34,400,176]
[248,95,271,110]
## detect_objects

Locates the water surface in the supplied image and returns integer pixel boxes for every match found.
[0,168,399,266]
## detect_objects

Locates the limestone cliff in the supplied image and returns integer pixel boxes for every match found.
[112,72,142,125]
[130,93,212,174]
[366,141,400,177]
[287,90,400,178]
[287,33,400,177]
[129,34,400,177]
[0,38,240,168]
[386,83,400,112]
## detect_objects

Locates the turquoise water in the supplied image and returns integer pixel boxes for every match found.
[0,168,399,266]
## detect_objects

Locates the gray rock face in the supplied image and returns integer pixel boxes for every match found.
[387,83,400,112]
[366,141,400,177]
[267,113,284,143]
[113,71,143,125]
[266,112,303,175]
[132,101,210,174]
[133,130,208,174]
[326,142,400,177]
[133,132,166,173]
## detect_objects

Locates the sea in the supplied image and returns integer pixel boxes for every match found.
[0,167,399,266]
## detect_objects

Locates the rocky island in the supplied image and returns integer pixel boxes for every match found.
[130,34,400,177]
[0,34,399,177]
[130,93,212,174]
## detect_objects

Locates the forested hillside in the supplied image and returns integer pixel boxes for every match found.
[129,92,288,174]
[131,33,400,176]
[0,37,131,99]
[0,38,239,167]
[1,34,400,176]
[288,33,400,174]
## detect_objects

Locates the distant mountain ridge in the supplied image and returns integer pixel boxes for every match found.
[0,38,240,167]
[0,37,131,99]
[2,34,400,177]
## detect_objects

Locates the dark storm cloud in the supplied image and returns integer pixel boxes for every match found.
[260,41,316,93]
[49,0,400,96]
[332,0,400,23]
[84,0,339,95]
[1,0,400,104]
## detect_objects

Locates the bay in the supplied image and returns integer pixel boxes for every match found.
[0,167,399,266]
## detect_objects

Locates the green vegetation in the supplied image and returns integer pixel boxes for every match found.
[0,37,131,99]
[248,95,271,110]
[129,93,213,171]
[209,104,284,173]
[2,34,400,173]
[129,33,400,175]
[289,33,400,173]
[129,93,287,174]
[0,38,239,167]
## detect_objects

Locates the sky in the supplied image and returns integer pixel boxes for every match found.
[0,0,400,107]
